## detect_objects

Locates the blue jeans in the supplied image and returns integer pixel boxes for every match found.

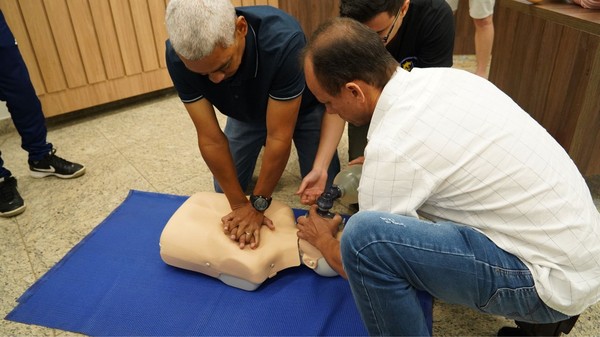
[0,11,52,178]
[340,211,569,336]
[214,104,340,193]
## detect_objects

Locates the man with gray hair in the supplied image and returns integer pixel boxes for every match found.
[165,0,339,249]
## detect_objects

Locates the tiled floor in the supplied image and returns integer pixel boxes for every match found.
[1,56,599,336]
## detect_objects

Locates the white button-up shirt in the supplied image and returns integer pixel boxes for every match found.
[360,66,600,316]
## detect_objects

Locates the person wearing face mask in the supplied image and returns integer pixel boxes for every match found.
[0,10,86,218]
[165,0,340,250]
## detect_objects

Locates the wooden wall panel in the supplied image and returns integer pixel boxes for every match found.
[489,0,600,176]
[44,0,88,89]
[109,0,142,75]
[148,0,168,68]
[89,0,125,79]
[542,29,582,147]
[18,0,67,93]
[130,1,160,72]
[570,45,600,175]
[279,0,339,39]
[0,0,174,117]
[67,0,107,84]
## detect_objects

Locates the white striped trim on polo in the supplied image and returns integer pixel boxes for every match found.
[269,87,304,101]
[181,95,204,103]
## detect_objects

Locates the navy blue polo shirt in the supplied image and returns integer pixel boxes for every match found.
[166,6,319,123]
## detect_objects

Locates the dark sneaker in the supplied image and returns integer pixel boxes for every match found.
[0,176,26,217]
[29,149,86,179]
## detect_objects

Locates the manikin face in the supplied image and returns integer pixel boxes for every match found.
[304,58,370,126]
[178,17,247,84]
[363,1,409,45]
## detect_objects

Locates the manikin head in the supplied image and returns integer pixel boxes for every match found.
[302,17,398,126]
[165,0,247,83]
[339,0,410,45]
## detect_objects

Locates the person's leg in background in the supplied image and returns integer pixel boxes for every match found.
[293,104,340,189]
[0,11,85,217]
[0,151,24,217]
[1,40,55,168]
[470,0,495,78]
[445,0,458,13]
[340,210,569,336]
[219,104,342,195]
[0,12,27,217]
[216,117,265,193]
[346,123,368,163]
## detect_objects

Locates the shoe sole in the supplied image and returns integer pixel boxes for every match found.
[0,204,26,217]
[30,167,86,179]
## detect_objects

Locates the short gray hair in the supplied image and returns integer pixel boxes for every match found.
[166,0,237,60]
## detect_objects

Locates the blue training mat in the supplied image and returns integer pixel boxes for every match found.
[6,190,432,336]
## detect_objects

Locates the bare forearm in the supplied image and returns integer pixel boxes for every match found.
[253,136,292,196]
[315,236,347,279]
[185,99,248,209]
[313,114,345,171]
[200,141,247,208]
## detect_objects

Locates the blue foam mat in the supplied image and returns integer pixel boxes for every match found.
[6,190,432,336]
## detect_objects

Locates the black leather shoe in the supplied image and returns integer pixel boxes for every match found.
[497,315,579,337]
[497,326,530,336]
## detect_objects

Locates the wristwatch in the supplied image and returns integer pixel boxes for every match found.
[250,194,272,212]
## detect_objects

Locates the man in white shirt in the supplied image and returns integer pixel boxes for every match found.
[296,17,600,336]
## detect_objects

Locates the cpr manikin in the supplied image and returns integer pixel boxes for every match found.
[159,191,340,291]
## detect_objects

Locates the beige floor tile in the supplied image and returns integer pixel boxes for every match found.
[16,156,155,277]
[162,175,216,197]
[0,218,55,336]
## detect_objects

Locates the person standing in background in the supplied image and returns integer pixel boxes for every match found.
[0,10,86,218]
[446,0,495,78]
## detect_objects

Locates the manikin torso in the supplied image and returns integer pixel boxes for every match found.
[160,192,338,291]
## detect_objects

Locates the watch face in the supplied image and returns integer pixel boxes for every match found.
[253,197,269,211]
